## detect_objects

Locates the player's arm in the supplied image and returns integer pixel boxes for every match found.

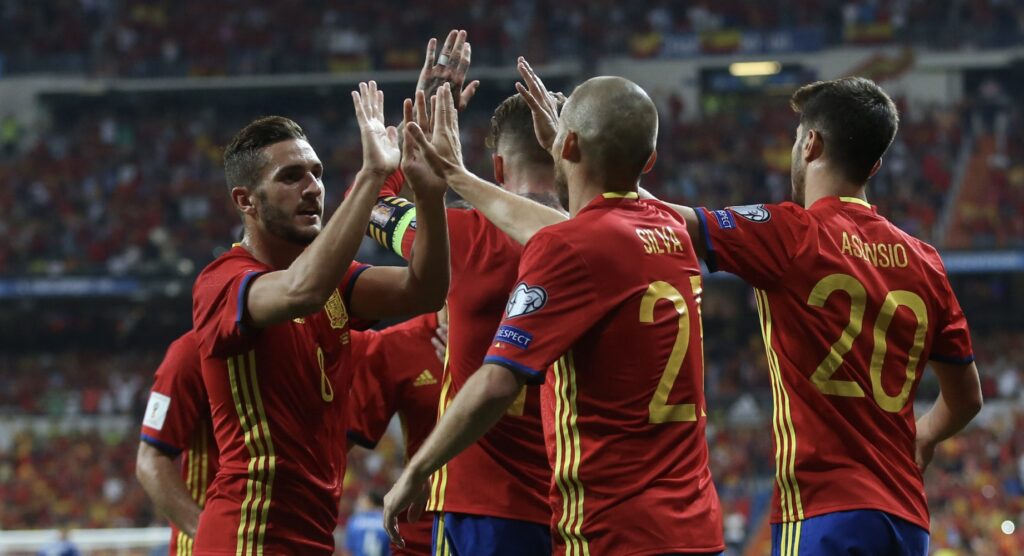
[383,363,526,546]
[347,98,452,320]
[135,443,202,537]
[245,82,404,327]
[915,360,983,471]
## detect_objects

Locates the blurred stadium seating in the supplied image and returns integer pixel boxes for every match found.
[1,1,1022,555]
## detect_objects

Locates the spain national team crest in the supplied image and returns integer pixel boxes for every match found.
[729,204,771,223]
[323,289,349,330]
[506,283,548,318]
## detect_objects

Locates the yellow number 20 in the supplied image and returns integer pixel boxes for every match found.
[807,273,927,413]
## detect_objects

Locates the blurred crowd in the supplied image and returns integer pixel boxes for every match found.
[0,84,989,277]
[1,0,1022,77]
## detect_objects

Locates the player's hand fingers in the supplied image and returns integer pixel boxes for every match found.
[431,335,446,363]
[407,487,429,523]
[422,37,437,71]
[351,91,367,126]
[459,79,480,111]
[382,502,404,547]
[415,90,429,129]
[447,30,467,76]
[403,98,414,127]
[455,41,472,79]
[438,29,457,63]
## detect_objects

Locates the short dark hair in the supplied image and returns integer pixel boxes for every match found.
[223,116,307,191]
[486,93,561,165]
[790,77,899,184]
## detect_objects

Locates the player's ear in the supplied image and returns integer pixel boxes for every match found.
[641,150,657,174]
[492,153,505,184]
[804,129,824,162]
[560,131,581,163]
[232,186,257,217]
[867,158,882,179]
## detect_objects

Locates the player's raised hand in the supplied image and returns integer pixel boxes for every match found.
[382,469,430,549]
[352,81,400,176]
[417,29,480,113]
[400,98,447,200]
[405,83,465,178]
[515,56,561,151]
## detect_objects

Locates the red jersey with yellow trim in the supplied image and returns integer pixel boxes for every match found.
[484,192,724,556]
[696,197,974,530]
[347,312,443,555]
[140,330,219,556]
[192,245,370,555]
[369,177,550,525]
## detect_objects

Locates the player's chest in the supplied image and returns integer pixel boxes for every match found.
[280,290,355,403]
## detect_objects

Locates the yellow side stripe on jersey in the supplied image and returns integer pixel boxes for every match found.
[755,290,805,522]
[198,429,210,507]
[426,362,454,513]
[228,351,277,556]
[553,353,591,556]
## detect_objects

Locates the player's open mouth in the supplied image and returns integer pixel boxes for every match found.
[296,208,321,221]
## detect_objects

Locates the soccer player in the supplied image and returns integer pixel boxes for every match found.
[137,330,218,556]
[387,77,725,555]
[347,309,447,555]
[362,37,560,556]
[462,69,985,555]
[678,78,983,555]
[190,82,449,555]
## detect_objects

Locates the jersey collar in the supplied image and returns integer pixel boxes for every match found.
[579,190,640,214]
[810,195,877,214]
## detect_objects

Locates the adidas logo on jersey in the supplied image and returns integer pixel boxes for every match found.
[413,370,437,387]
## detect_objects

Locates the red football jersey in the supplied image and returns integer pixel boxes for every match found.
[140,330,219,555]
[370,179,550,525]
[347,312,443,555]
[192,245,370,555]
[697,197,974,530]
[484,192,724,556]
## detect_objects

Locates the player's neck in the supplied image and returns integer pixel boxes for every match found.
[803,169,867,208]
[567,172,637,216]
[240,227,303,270]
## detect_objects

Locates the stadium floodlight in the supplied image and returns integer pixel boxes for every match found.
[728,61,782,77]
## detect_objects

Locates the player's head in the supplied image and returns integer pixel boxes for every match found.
[224,116,324,246]
[789,77,899,205]
[487,93,562,209]
[553,76,658,207]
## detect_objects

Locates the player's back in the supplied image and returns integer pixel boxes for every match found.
[493,193,723,554]
[700,197,973,530]
[425,208,551,524]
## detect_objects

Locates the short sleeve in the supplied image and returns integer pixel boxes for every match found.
[483,231,599,383]
[696,203,811,288]
[929,278,975,364]
[347,330,396,448]
[140,332,206,456]
[341,261,375,331]
[192,259,266,358]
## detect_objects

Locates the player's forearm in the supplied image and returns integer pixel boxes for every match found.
[917,361,983,447]
[403,192,450,312]
[447,168,566,245]
[917,389,982,447]
[281,170,385,312]
[405,364,524,480]
[136,444,201,538]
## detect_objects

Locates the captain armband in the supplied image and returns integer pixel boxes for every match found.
[367,196,417,257]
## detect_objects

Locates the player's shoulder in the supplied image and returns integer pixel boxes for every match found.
[169,329,202,355]
[197,245,264,277]
[886,222,948,276]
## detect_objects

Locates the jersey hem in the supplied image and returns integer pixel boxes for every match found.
[771,502,929,532]
[612,543,727,556]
